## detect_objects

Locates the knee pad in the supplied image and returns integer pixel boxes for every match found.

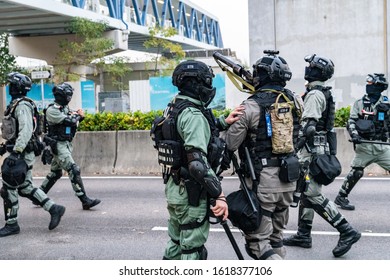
[49,169,63,181]
[68,164,83,186]
[68,164,81,176]
[343,167,364,194]
[349,167,364,182]
[352,167,364,182]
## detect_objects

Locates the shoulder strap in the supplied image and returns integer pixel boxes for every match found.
[5,98,23,116]
[170,99,201,119]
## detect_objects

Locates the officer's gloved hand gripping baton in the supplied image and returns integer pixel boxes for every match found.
[210,198,244,260]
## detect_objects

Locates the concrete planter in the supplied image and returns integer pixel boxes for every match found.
[24,128,390,176]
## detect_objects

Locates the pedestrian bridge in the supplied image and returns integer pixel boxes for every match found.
[0,0,223,54]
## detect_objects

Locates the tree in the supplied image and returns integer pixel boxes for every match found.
[53,17,131,90]
[0,33,17,85]
[143,25,185,76]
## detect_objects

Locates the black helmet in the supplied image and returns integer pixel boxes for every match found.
[252,50,292,89]
[366,73,388,97]
[53,83,73,106]
[172,60,216,106]
[7,72,32,97]
[366,73,388,89]
[304,54,334,82]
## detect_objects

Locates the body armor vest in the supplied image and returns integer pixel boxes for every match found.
[302,85,336,132]
[46,103,78,142]
[150,98,225,182]
[356,97,390,141]
[244,88,300,175]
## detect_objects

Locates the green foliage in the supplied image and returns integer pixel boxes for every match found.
[78,110,163,131]
[53,17,131,86]
[143,25,185,77]
[213,108,232,119]
[334,106,351,128]
[0,33,17,85]
[78,106,351,132]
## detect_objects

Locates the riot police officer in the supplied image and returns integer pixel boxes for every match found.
[283,54,361,257]
[155,60,234,260]
[0,72,65,237]
[334,73,390,210]
[225,50,302,260]
[38,83,100,210]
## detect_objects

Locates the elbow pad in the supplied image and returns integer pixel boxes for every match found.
[187,149,222,198]
[303,119,317,138]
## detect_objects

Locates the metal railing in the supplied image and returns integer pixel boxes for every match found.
[61,0,223,48]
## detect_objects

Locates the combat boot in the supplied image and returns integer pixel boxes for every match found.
[49,204,66,230]
[333,223,361,257]
[0,222,20,237]
[283,229,312,248]
[79,195,101,210]
[334,194,355,210]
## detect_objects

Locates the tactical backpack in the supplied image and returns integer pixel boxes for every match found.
[150,98,226,183]
[1,97,43,155]
[250,88,301,156]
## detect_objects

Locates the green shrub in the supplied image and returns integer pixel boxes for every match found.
[78,110,163,131]
[78,107,351,131]
[334,106,350,128]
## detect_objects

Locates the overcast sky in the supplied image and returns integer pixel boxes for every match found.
[195,0,249,64]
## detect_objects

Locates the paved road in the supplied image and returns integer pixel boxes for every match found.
[1,176,390,260]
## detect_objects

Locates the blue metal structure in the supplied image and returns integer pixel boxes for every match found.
[68,0,223,48]
[0,0,223,53]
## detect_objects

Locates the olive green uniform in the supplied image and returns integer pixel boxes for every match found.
[164,95,226,260]
[2,100,55,225]
[338,94,390,197]
[297,82,345,228]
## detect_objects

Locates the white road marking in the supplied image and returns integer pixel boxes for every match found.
[152,226,390,237]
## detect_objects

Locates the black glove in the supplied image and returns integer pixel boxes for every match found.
[7,152,21,167]
[41,148,53,165]
[351,134,362,144]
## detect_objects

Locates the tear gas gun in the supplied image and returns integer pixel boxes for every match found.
[213,51,255,93]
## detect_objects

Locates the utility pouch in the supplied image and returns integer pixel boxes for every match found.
[226,189,262,232]
[207,136,226,172]
[309,154,341,186]
[355,119,375,139]
[150,116,165,149]
[157,140,183,169]
[32,138,44,156]
[44,136,58,155]
[184,179,202,207]
[279,155,300,183]
[269,93,295,154]
[1,156,28,186]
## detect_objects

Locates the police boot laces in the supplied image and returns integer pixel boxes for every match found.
[335,195,355,210]
[283,232,312,248]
